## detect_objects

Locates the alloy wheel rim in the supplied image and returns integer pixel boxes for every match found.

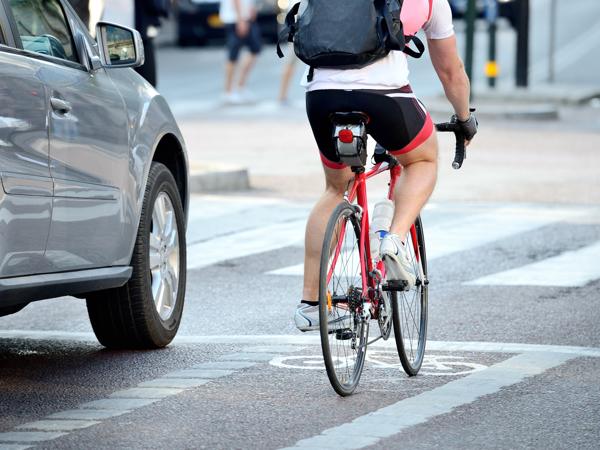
[149,192,180,321]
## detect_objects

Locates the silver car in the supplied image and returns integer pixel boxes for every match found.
[0,0,188,348]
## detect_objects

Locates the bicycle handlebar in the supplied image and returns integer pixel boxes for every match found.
[435,122,466,170]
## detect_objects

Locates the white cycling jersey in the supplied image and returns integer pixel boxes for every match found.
[302,0,455,91]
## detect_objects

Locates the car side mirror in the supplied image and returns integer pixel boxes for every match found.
[95,22,144,69]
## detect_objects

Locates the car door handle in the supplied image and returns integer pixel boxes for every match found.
[50,97,72,114]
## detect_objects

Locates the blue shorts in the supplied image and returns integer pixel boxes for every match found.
[225,21,262,62]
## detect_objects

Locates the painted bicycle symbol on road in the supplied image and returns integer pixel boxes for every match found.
[269,352,487,376]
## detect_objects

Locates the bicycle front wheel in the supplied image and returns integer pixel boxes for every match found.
[393,215,428,376]
[319,202,369,396]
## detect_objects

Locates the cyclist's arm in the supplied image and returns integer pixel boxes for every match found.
[428,36,471,122]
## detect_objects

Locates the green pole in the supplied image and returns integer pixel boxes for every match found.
[465,0,477,97]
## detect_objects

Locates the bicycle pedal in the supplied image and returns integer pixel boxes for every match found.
[382,280,408,292]
[335,329,353,340]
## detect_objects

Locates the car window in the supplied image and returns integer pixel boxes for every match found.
[8,0,78,63]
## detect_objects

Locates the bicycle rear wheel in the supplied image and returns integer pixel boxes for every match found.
[319,202,369,396]
[392,215,428,376]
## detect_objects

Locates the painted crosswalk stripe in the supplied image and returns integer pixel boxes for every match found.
[187,219,305,270]
[187,196,309,244]
[424,206,567,260]
[466,240,600,287]
[281,352,574,450]
[187,195,288,221]
[268,206,568,276]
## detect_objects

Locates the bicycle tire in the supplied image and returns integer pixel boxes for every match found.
[319,202,369,396]
[392,215,428,376]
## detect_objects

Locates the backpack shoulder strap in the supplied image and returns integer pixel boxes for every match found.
[277,2,301,58]
[381,0,405,51]
[403,35,425,58]
[427,0,433,21]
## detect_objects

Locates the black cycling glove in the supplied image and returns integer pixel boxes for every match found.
[453,109,478,141]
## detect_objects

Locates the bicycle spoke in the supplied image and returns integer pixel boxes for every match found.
[320,205,368,395]
[393,220,428,376]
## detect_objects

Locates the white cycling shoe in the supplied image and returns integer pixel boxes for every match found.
[380,233,417,290]
[294,303,351,332]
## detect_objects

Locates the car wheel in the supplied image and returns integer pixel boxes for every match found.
[0,303,28,318]
[86,162,186,349]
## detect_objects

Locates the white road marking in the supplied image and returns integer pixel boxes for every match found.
[192,361,258,370]
[187,195,289,221]
[80,398,160,410]
[186,196,310,245]
[0,432,66,444]
[269,353,488,376]
[2,331,600,357]
[15,420,100,432]
[166,368,234,379]
[0,445,32,450]
[268,263,304,276]
[282,352,574,450]
[137,378,210,389]
[46,410,131,421]
[0,349,263,447]
[268,205,582,276]
[0,333,597,448]
[187,219,305,269]
[108,388,184,399]
[466,240,600,287]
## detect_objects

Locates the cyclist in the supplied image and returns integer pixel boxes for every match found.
[295,0,478,331]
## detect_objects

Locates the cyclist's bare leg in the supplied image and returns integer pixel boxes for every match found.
[302,165,354,301]
[389,132,438,238]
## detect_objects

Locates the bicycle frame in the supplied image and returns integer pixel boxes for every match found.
[327,158,423,308]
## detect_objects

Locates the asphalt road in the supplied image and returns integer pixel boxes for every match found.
[1,2,600,448]
[1,196,599,449]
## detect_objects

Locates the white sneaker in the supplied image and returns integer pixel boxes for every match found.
[294,303,351,332]
[222,91,243,105]
[237,88,256,104]
[380,234,416,290]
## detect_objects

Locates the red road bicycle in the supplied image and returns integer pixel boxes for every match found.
[319,111,465,396]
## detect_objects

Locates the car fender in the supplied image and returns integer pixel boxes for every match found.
[108,69,189,265]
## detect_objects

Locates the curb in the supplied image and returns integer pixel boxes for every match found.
[472,86,600,106]
[188,163,250,193]
[425,98,559,121]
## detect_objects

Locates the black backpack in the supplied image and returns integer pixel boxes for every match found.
[277,0,425,81]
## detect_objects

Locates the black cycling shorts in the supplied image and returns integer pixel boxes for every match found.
[305,86,433,169]
[225,21,262,62]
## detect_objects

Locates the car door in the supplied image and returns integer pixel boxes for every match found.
[6,0,131,272]
[0,2,53,278]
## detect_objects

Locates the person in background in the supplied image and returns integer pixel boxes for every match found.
[277,0,298,105]
[278,57,296,105]
[102,0,169,87]
[220,0,262,104]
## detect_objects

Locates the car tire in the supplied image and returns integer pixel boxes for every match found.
[86,162,186,349]
[0,303,28,318]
